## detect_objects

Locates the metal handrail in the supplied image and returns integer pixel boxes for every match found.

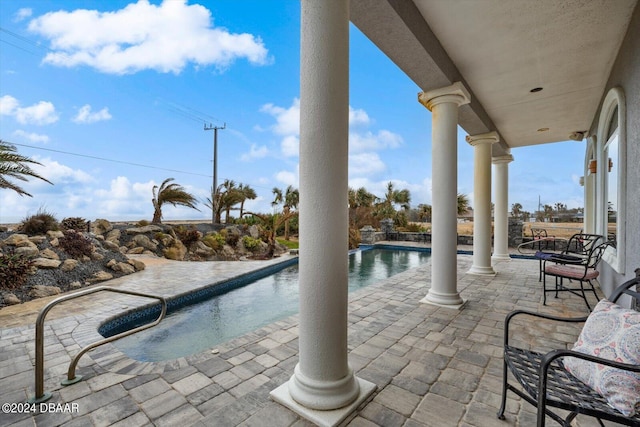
[28,286,167,403]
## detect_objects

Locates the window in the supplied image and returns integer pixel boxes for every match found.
[597,88,625,273]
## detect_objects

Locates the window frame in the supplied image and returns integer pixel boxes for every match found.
[596,87,626,273]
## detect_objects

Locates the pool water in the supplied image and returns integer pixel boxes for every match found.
[109,248,430,361]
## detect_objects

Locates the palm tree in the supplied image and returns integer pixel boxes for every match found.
[272,185,299,240]
[237,183,257,218]
[219,180,241,223]
[374,182,410,220]
[0,140,53,197]
[151,178,199,223]
[348,186,377,229]
[457,193,470,215]
[417,204,432,222]
[511,202,523,219]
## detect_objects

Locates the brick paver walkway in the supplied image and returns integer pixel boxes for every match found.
[0,244,613,427]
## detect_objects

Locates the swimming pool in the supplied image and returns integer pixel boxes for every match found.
[103,247,430,361]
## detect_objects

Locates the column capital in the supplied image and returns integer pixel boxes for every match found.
[466,131,499,147]
[418,81,471,111]
[492,154,514,164]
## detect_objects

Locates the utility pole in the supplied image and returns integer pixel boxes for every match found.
[204,123,226,225]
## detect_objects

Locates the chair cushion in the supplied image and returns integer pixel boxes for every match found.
[545,264,599,280]
[563,299,640,417]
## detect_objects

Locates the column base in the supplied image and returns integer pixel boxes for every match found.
[492,254,512,263]
[467,265,497,276]
[271,375,376,427]
[420,290,466,310]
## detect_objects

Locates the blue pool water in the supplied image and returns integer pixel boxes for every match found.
[107,248,430,361]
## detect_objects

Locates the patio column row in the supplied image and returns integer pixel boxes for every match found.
[418,82,470,309]
[492,154,514,262]
[467,132,498,276]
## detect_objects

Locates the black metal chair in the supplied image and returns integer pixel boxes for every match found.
[534,233,603,283]
[542,239,610,311]
[498,274,640,426]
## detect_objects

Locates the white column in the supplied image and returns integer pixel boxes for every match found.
[466,132,498,275]
[271,1,375,425]
[418,82,470,309]
[492,153,514,262]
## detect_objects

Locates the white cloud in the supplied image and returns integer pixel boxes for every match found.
[349,152,386,176]
[28,0,270,74]
[281,135,299,158]
[260,98,300,136]
[0,95,19,116]
[32,157,94,184]
[349,130,403,153]
[12,130,50,143]
[14,8,32,22]
[275,170,298,187]
[0,95,59,125]
[240,144,268,161]
[349,106,370,126]
[260,99,406,185]
[72,104,112,123]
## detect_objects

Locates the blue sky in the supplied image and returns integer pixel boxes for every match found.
[0,0,586,224]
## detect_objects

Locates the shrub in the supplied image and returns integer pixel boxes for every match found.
[0,251,35,290]
[405,223,427,233]
[61,217,88,232]
[242,236,261,252]
[19,208,59,235]
[174,225,200,246]
[137,219,150,226]
[58,231,94,258]
[220,228,240,246]
[202,233,225,250]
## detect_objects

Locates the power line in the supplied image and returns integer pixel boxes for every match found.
[8,141,212,178]
[6,140,275,192]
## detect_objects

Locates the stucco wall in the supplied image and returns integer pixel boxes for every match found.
[589,2,640,297]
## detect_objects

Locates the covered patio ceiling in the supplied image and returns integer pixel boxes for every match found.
[350,0,638,157]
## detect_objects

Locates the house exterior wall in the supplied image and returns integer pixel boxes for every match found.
[589,3,640,297]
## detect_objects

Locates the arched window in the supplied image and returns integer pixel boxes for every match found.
[597,87,626,273]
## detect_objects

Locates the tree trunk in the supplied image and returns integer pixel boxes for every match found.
[152,205,162,223]
[284,206,291,240]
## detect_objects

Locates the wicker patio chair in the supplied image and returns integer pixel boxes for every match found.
[498,274,640,426]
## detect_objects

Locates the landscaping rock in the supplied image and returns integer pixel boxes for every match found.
[102,240,120,251]
[14,245,39,257]
[29,285,61,298]
[105,229,121,243]
[90,271,113,282]
[3,233,30,246]
[92,219,113,235]
[3,293,20,305]
[32,258,61,269]
[61,259,79,272]
[126,225,162,235]
[128,259,146,271]
[46,230,64,239]
[111,262,135,274]
[131,235,157,251]
[40,248,59,260]
[248,225,260,239]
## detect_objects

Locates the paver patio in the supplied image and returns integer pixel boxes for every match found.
[0,244,618,426]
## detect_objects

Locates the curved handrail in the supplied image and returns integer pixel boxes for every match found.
[28,286,167,403]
